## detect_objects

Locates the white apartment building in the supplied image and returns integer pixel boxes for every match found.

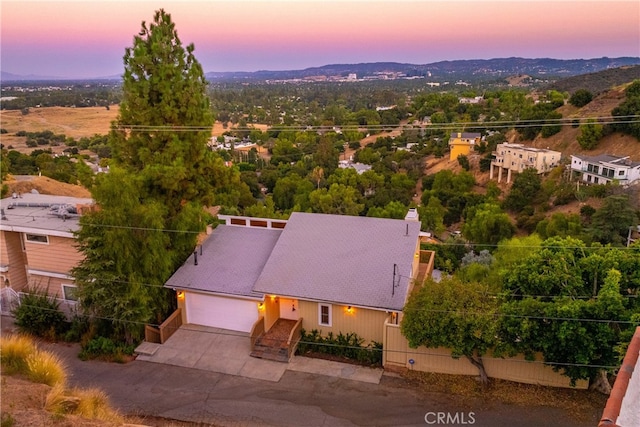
[570,154,640,186]
[490,143,561,183]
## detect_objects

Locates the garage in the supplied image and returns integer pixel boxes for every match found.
[185,292,259,333]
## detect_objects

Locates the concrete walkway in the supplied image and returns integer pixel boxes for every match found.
[135,324,383,384]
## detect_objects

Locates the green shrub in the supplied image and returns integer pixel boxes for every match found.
[79,336,134,362]
[63,316,90,343]
[585,184,609,198]
[297,329,382,366]
[12,288,68,339]
[580,204,596,219]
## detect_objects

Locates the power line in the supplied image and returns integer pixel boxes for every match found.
[112,114,640,133]
[5,211,640,252]
[14,293,639,326]
[6,304,626,370]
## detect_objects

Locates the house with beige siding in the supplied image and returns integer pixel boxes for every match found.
[490,143,561,183]
[165,212,432,359]
[0,193,93,312]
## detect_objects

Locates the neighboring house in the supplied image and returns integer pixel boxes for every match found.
[338,160,372,175]
[0,193,93,312]
[448,132,481,161]
[490,143,561,183]
[166,212,430,345]
[458,96,483,104]
[570,154,640,186]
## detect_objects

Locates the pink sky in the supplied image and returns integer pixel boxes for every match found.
[1,1,639,78]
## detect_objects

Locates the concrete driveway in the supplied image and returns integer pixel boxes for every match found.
[135,323,383,384]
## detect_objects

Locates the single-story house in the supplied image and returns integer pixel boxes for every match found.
[165,211,429,345]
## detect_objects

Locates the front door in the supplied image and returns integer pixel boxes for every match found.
[279,298,299,320]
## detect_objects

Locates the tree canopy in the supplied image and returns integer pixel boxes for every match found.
[74,9,219,343]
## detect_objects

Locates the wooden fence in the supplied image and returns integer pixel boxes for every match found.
[144,308,183,344]
[287,317,303,359]
[250,316,265,351]
[382,321,588,389]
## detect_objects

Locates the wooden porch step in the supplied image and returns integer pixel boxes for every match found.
[250,318,300,363]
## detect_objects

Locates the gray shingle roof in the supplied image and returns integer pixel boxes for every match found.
[572,154,640,168]
[253,212,421,311]
[165,225,282,299]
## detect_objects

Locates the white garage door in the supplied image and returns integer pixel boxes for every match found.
[185,293,258,333]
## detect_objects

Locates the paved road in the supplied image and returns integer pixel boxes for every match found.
[43,342,596,427]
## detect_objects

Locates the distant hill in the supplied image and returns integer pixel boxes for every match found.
[543,65,640,95]
[1,71,64,82]
[0,71,121,82]
[4,57,639,83]
[204,57,640,82]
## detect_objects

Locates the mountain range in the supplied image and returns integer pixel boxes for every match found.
[2,57,639,83]
[205,57,640,82]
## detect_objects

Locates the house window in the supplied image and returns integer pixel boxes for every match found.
[25,234,48,244]
[318,304,332,326]
[62,284,78,301]
[594,177,599,184]
[619,170,625,176]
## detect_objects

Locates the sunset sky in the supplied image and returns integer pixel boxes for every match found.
[1,1,639,79]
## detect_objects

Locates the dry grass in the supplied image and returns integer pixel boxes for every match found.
[45,385,123,424]
[73,388,123,423]
[25,350,67,387]
[1,334,124,426]
[0,106,119,139]
[404,370,607,422]
[0,334,38,375]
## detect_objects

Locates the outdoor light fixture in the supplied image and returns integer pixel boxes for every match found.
[258,302,265,310]
[177,291,184,300]
[347,306,353,313]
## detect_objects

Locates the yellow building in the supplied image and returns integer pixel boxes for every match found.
[448,132,481,161]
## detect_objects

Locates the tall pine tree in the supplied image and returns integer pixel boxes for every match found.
[74,9,220,343]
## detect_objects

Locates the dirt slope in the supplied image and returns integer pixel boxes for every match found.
[4,176,91,198]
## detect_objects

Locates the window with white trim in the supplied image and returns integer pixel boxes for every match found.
[25,234,48,244]
[318,303,332,326]
[62,284,78,301]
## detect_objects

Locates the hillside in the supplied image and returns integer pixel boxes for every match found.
[4,175,91,198]
[544,65,640,95]
[526,86,640,161]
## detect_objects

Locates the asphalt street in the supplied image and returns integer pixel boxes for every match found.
[43,341,596,427]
